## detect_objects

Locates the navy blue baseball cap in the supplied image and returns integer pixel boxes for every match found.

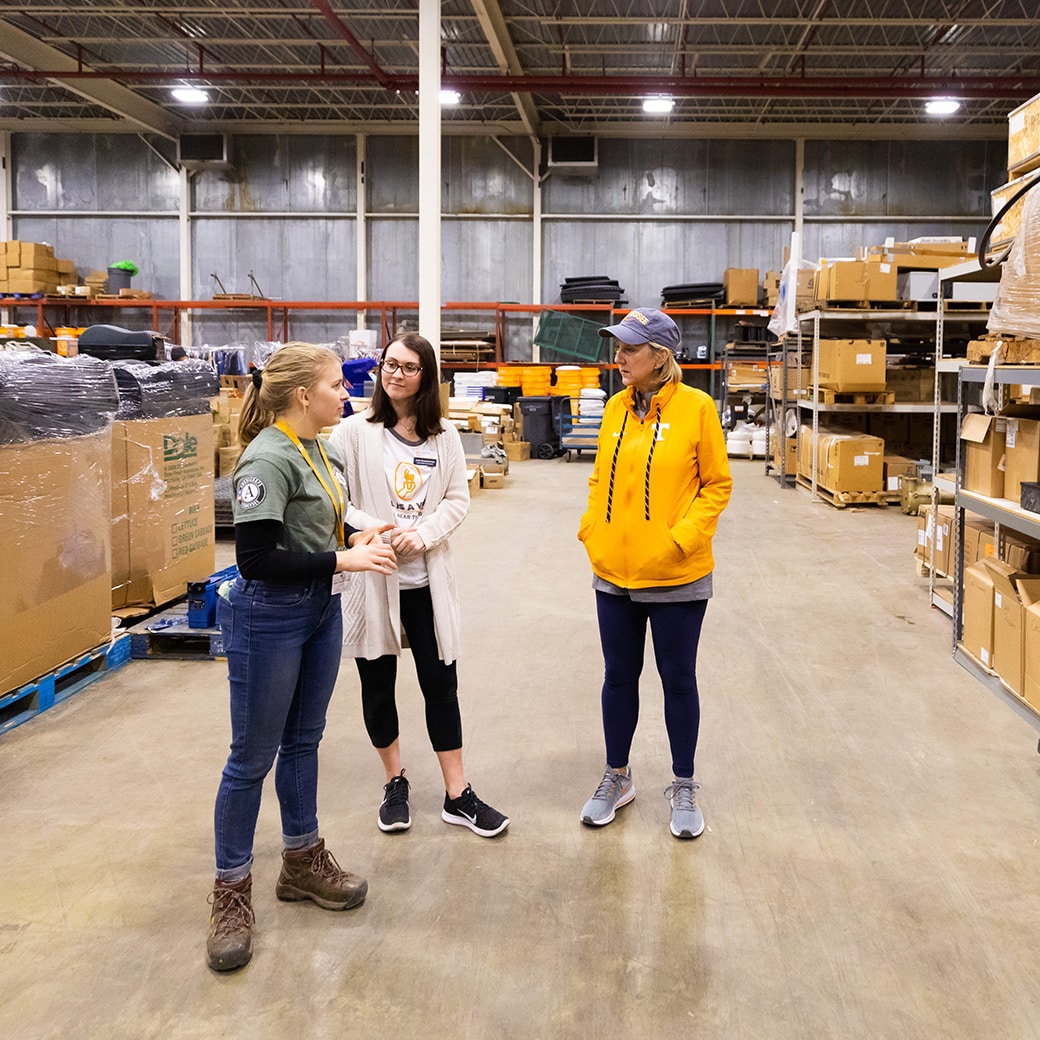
[598,308,681,353]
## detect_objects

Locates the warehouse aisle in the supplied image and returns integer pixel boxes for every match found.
[3,458,1040,1040]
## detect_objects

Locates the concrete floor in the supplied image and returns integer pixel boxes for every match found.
[3,458,1040,1040]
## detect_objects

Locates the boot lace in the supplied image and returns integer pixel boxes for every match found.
[208,886,254,940]
[663,779,699,810]
[309,844,351,883]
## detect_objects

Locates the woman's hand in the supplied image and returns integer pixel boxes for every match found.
[337,524,397,574]
[389,527,426,558]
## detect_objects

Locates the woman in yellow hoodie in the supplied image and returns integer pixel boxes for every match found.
[577,308,732,839]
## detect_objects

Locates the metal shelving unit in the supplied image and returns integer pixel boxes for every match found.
[795,307,954,502]
[927,259,1002,614]
[951,364,1040,734]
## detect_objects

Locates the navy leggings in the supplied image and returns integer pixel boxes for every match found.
[595,590,707,779]
[355,585,463,752]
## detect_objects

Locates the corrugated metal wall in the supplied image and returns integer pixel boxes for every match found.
[7,132,1005,355]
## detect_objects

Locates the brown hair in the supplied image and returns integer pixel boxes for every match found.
[368,332,444,440]
[237,342,341,446]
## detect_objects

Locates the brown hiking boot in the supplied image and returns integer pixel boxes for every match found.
[206,875,254,972]
[275,838,368,910]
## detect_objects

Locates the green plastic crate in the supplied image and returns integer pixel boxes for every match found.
[533,310,608,362]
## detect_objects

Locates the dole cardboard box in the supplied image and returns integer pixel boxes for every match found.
[111,414,215,610]
[959,413,1006,498]
[814,339,887,392]
[0,429,114,693]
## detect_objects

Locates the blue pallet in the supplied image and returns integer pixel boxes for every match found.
[0,635,132,737]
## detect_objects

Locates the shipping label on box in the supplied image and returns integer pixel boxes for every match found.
[111,414,216,610]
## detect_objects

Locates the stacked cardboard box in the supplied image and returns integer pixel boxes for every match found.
[722,268,760,306]
[0,429,115,693]
[212,390,244,476]
[797,424,884,494]
[0,241,76,296]
[813,339,887,393]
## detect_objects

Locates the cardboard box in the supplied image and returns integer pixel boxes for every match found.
[504,440,531,461]
[962,558,1020,669]
[0,429,114,693]
[993,574,1040,697]
[1008,91,1040,176]
[772,434,798,475]
[1002,415,1040,503]
[480,468,506,489]
[990,172,1040,244]
[797,425,884,493]
[111,414,216,610]
[883,454,917,493]
[1024,601,1040,708]
[814,339,887,392]
[959,413,1006,498]
[885,367,934,403]
[723,267,759,306]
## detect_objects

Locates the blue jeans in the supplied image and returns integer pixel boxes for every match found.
[595,591,707,779]
[213,577,343,881]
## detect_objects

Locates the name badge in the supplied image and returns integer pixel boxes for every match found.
[414,456,437,468]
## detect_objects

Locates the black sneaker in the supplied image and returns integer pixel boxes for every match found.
[378,772,411,832]
[441,784,509,837]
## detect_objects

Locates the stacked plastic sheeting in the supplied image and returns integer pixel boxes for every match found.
[988,183,1040,339]
[112,359,219,419]
[0,347,119,443]
[577,386,606,424]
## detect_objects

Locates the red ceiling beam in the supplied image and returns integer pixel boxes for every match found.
[6,68,1039,102]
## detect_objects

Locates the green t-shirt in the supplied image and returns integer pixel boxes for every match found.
[232,426,346,553]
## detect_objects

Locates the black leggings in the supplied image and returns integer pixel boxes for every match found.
[355,585,463,752]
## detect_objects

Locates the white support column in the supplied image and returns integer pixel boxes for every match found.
[418,0,441,359]
[794,137,805,245]
[179,167,193,345]
[356,133,368,332]
[532,138,542,362]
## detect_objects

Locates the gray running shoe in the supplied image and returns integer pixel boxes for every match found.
[580,766,635,826]
[664,779,704,839]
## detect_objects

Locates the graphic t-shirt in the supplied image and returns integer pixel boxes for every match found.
[232,426,345,554]
[384,429,433,588]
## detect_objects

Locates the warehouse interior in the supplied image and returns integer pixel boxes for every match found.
[3,4,1040,1039]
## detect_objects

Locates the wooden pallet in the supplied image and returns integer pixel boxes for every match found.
[810,389,895,405]
[817,299,916,311]
[128,604,225,660]
[967,333,1040,364]
[796,474,889,508]
[0,635,132,736]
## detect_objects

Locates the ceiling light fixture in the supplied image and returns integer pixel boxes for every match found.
[642,96,674,114]
[439,89,461,105]
[171,87,210,104]
[925,98,960,116]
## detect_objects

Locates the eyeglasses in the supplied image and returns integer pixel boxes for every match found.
[380,358,422,377]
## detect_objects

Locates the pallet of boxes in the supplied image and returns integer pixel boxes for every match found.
[0,240,76,297]
[796,337,888,507]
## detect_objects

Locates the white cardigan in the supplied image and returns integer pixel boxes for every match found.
[327,412,469,663]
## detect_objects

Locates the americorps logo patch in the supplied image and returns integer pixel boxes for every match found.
[237,476,266,509]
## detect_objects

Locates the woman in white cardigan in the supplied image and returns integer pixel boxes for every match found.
[328,332,509,839]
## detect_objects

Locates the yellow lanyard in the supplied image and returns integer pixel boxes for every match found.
[275,421,346,549]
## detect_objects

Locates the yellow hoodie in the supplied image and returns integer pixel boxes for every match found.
[578,381,732,589]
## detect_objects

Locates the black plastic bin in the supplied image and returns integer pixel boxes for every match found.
[518,396,567,459]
